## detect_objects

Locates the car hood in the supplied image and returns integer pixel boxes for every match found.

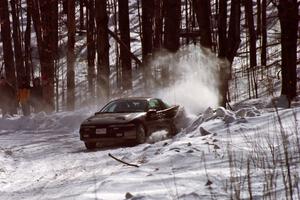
[81,112,145,126]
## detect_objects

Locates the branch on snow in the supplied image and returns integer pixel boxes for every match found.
[108,153,139,168]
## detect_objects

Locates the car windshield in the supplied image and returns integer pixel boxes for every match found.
[100,99,148,113]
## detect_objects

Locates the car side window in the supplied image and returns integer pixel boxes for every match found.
[149,99,166,111]
[149,99,159,110]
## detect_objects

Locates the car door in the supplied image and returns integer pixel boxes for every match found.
[147,99,175,132]
[156,99,179,131]
[145,99,164,133]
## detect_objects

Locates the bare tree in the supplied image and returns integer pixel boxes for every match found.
[256,0,261,38]
[25,0,32,81]
[67,0,75,110]
[192,0,212,49]
[153,0,163,50]
[226,0,240,64]
[0,0,17,86]
[95,0,110,100]
[79,0,85,31]
[244,0,257,98]
[141,0,154,60]
[163,0,181,52]
[278,0,298,104]
[219,0,241,107]
[118,0,132,90]
[86,0,96,98]
[261,0,267,68]
[11,0,26,84]
[218,0,227,58]
[30,0,57,111]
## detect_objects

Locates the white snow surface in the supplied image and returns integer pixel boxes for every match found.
[1,104,300,200]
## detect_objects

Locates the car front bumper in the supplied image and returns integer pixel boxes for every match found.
[79,124,137,142]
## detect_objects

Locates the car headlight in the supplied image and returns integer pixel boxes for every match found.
[81,126,96,132]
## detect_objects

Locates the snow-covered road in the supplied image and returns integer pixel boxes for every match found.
[1,106,300,199]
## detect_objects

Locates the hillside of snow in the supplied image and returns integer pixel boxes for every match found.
[0,0,299,199]
[1,101,300,199]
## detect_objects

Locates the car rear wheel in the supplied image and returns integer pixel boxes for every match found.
[136,124,146,144]
[84,142,96,150]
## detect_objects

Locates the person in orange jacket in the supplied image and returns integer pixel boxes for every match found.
[17,78,31,116]
[0,76,16,117]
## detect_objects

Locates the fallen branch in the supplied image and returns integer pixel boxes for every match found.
[108,153,139,168]
[107,29,142,65]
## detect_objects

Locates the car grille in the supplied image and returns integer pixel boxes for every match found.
[80,124,135,138]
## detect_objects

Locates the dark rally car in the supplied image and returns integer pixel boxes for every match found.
[79,97,180,149]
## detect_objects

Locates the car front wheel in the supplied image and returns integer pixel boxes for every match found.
[84,142,96,150]
[136,124,146,144]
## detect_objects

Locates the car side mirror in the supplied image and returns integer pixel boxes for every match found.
[147,109,157,119]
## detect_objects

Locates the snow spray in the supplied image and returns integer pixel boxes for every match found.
[144,45,221,115]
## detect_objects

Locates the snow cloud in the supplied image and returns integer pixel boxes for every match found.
[144,45,221,115]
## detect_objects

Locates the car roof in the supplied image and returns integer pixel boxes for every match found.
[114,97,154,101]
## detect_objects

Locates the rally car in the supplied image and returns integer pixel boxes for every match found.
[79,97,181,149]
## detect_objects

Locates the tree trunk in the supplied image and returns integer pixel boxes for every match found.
[79,0,85,31]
[141,0,154,60]
[163,0,181,52]
[67,0,75,110]
[95,0,110,100]
[87,0,95,99]
[50,1,58,60]
[278,0,298,102]
[118,0,132,90]
[256,0,261,38]
[11,0,26,84]
[63,0,68,14]
[227,0,241,64]
[112,0,120,88]
[219,0,241,107]
[192,0,212,49]
[245,0,257,98]
[244,0,257,68]
[218,0,227,107]
[153,0,163,50]
[184,0,189,44]
[261,0,267,68]
[141,0,154,93]
[25,0,32,81]
[30,0,57,112]
[218,0,227,58]
[0,0,17,86]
